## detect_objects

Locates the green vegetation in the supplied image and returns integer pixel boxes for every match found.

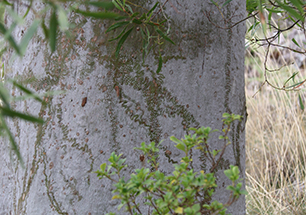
[95,113,246,215]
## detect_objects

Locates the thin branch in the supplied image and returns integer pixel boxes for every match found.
[204,11,258,30]
[131,199,143,214]
[210,125,230,172]
[149,198,162,215]
[151,0,169,20]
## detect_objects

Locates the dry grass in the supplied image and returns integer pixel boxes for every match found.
[245,23,306,214]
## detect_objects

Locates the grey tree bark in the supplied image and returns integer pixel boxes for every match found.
[0,1,246,214]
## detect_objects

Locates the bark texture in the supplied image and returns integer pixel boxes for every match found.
[0,1,246,214]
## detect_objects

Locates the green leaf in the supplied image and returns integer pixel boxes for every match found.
[0,22,20,55]
[224,169,232,179]
[117,202,126,210]
[114,16,126,21]
[192,204,201,212]
[246,0,258,14]
[111,195,121,200]
[247,21,260,33]
[6,7,24,25]
[289,0,304,14]
[126,4,133,14]
[10,80,43,103]
[155,27,175,44]
[175,143,186,152]
[266,8,283,13]
[212,149,220,157]
[222,0,233,7]
[57,6,69,31]
[131,12,140,18]
[2,0,13,6]
[257,0,263,13]
[115,27,133,57]
[41,19,49,40]
[109,25,128,41]
[283,72,298,87]
[74,9,122,19]
[9,90,64,103]
[141,27,150,61]
[232,165,239,175]
[283,79,305,89]
[106,21,130,33]
[112,0,123,11]
[210,0,218,6]
[0,4,4,24]
[19,19,40,56]
[292,38,300,48]
[49,10,58,53]
[0,107,44,123]
[268,11,273,28]
[275,0,304,21]
[147,2,159,17]
[240,189,248,195]
[299,94,304,111]
[0,82,10,107]
[170,136,183,144]
[23,0,32,18]
[87,1,115,10]
[0,115,24,167]
[139,13,147,21]
[222,112,231,118]
[174,207,183,214]
[219,135,225,139]
[100,163,107,172]
[132,18,142,24]
[156,54,162,74]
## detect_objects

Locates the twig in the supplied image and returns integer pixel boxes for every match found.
[204,11,258,30]
[169,1,183,15]
[151,0,169,20]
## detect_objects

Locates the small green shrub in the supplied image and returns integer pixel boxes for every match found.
[95,113,247,215]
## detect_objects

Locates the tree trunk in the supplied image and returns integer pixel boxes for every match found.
[0,1,246,214]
